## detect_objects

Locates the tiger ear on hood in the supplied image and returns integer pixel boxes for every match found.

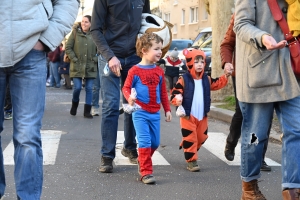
[183,48,189,56]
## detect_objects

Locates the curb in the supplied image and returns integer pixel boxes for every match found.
[208,106,282,143]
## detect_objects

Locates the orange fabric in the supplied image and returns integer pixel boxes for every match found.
[179,115,208,162]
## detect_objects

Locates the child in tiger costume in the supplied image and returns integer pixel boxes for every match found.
[170,48,231,172]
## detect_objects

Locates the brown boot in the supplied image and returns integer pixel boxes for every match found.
[282,189,300,200]
[241,180,266,200]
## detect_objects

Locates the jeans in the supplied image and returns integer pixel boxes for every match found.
[49,61,60,87]
[227,76,271,160]
[239,96,300,189]
[72,77,94,105]
[92,59,101,109]
[165,75,178,90]
[0,49,46,199]
[99,54,141,158]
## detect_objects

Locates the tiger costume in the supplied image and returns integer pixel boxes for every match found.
[170,48,228,171]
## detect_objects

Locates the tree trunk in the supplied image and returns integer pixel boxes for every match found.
[210,0,235,101]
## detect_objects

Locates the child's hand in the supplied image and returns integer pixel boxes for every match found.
[165,111,172,122]
[224,63,233,77]
[128,96,136,106]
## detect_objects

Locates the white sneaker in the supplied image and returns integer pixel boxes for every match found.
[91,107,99,116]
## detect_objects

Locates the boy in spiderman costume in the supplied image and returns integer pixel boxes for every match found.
[122,32,172,184]
[170,48,231,172]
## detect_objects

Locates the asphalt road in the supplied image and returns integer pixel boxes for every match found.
[1,87,283,200]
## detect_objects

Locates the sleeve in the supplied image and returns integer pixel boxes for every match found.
[160,72,171,113]
[143,0,151,13]
[90,0,115,61]
[220,14,236,69]
[39,0,79,51]
[233,0,269,49]
[65,30,78,63]
[122,68,135,101]
[209,74,228,91]
[170,76,184,106]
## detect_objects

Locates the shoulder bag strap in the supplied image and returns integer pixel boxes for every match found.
[267,0,294,41]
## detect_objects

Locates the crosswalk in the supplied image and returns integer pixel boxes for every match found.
[3,130,281,167]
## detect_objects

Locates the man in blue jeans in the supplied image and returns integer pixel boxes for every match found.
[91,0,150,173]
[0,1,78,199]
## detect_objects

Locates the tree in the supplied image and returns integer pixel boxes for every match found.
[205,0,235,101]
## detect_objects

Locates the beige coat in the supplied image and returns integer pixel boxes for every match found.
[234,0,300,103]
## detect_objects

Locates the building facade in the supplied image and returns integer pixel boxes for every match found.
[154,0,211,40]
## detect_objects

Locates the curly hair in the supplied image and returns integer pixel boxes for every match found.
[136,32,163,58]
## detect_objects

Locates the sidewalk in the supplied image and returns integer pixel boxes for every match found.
[208,103,282,142]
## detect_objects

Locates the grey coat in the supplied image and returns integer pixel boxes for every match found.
[0,0,79,68]
[233,0,300,103]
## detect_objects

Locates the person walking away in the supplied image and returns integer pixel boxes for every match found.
[170,48,230,172]
[122,32,172,184]
[220,14,272,171]
[90,0,151,173]
[234,0,300,199]
[48,46,61,88]
[0,1,79,199]
[65,15,98,119]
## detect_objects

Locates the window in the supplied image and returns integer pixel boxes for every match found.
[173,24,177,34]
[202,5,208,20]
[164,13,170,22]
[181,9,185,24]
[174,0,178,4]
[190,7,199,23]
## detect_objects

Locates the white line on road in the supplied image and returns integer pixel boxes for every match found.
[203,132,281,166]
[3,130,66,165]
[114,131,170,165]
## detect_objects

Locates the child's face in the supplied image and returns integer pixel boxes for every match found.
[144,41,162,63]
[194,58,205,73]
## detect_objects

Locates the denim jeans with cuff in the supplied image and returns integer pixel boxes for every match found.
[239,95,300,189]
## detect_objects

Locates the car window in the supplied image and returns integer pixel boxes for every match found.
[169,40,192,50]
[192,32,212,48]
[199,36,212,52]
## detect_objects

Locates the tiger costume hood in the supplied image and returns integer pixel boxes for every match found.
[183,48,206,79]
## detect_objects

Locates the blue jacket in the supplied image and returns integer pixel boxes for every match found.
[182,72,211,117]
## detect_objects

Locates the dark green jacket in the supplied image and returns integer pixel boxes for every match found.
[65,22,97,78]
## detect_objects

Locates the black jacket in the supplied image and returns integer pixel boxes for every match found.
[91,0,150,61]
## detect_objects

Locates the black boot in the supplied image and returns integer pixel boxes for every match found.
[224,143,235,161]
[70,101,79,116]
[84,104,93,118]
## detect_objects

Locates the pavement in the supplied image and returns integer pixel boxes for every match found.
[208,103,282,142]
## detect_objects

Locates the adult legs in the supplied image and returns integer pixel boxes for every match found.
[99,56,120,159]
[92,65,100,116]
[49,61,60,87]
[0,69,7,198]
[275,96,300,190]
[120,55,141,152]
[10,49,46,199]
[70,77,82,116]
[225,76,243,160]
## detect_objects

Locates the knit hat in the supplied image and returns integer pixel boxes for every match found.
[170,47,179,58]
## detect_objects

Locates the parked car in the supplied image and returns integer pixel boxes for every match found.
[192,27,212,49]
[164,39,193,61]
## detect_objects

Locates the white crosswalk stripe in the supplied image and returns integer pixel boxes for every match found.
[203,132,281,166]
[3,130,66,165]
[3,130,281,167]
[115,131,170,165]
